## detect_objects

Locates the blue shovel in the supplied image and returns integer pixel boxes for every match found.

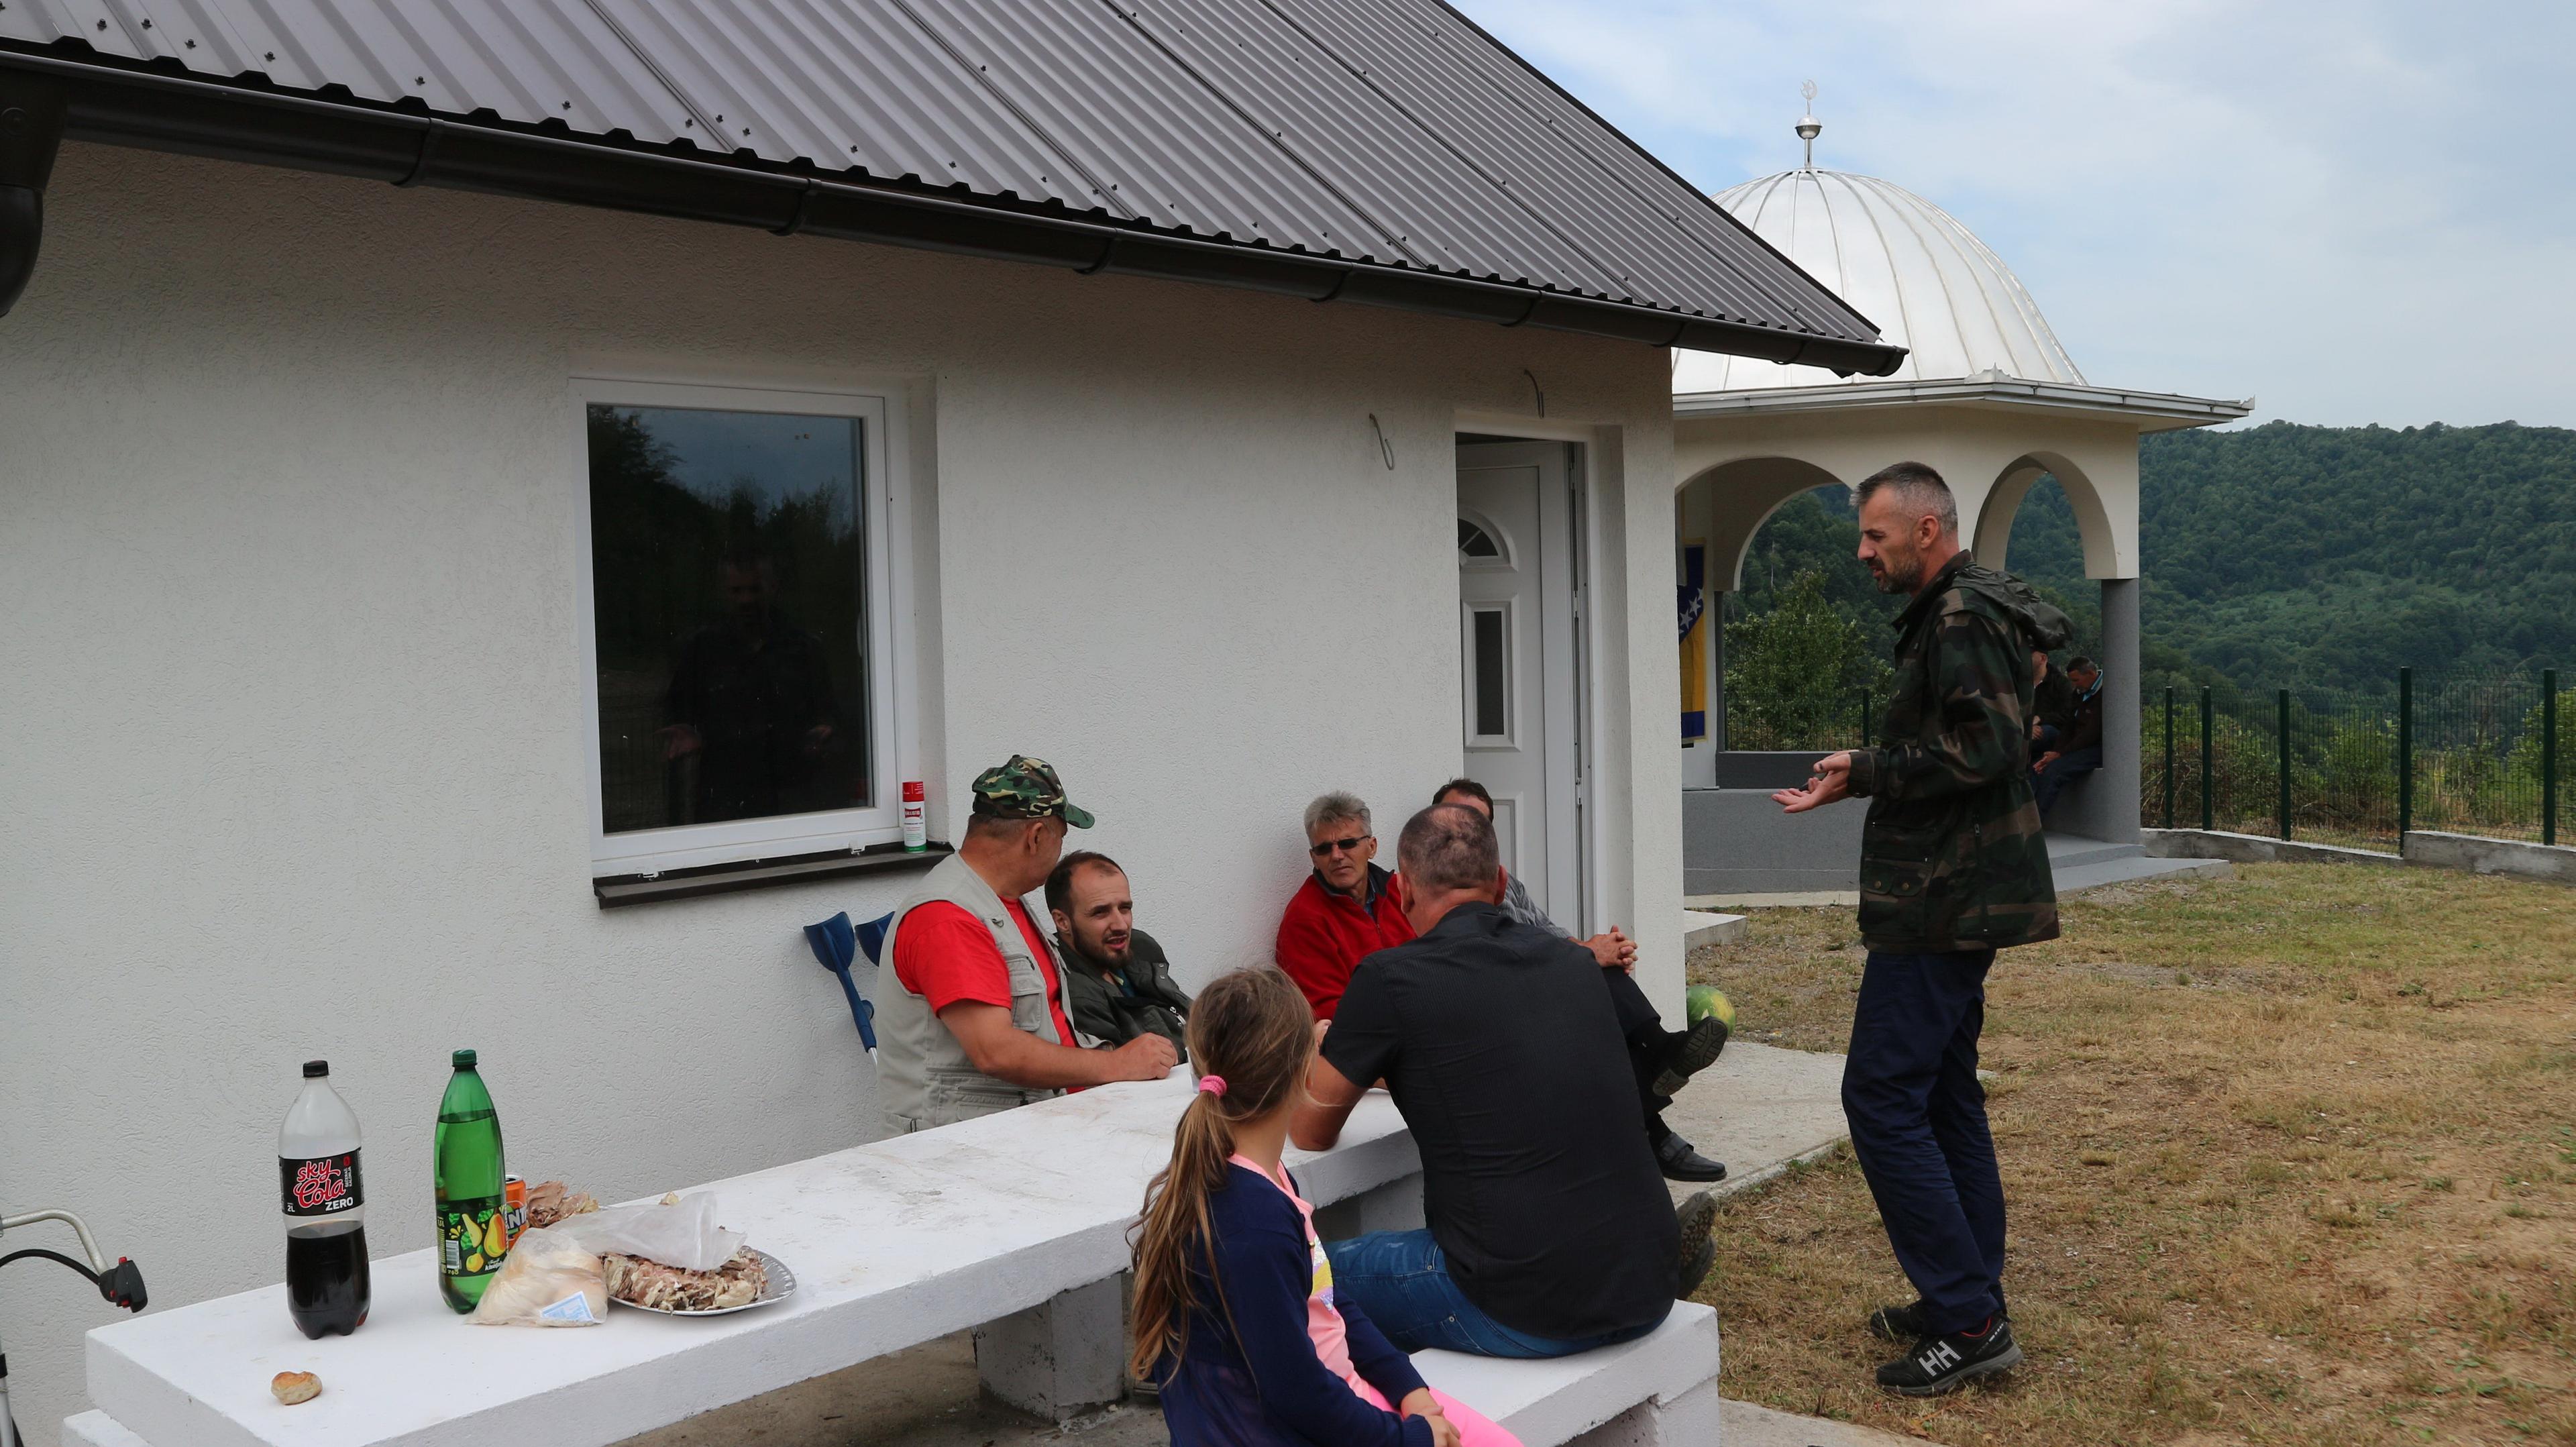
[804,910,894,1061]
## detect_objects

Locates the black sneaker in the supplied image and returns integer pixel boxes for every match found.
[1673,1189,1719,1299]
[1868,1299,1932,1341]
[1875,1318,2022,1396]
[1656,1132,1729,1182]
[1650,1015,1731,1098]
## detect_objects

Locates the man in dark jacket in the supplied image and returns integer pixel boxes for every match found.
[2032,657,2104,820]
[1044,851,1191,1060]
[1773,460,2067,1396]
[2029,649,2076,753]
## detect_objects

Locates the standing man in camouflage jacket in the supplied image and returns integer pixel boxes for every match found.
[1773,461,2070,1396]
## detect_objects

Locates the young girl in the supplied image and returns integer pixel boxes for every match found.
[1131,967,1519,1447]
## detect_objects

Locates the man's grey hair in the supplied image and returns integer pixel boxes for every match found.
[1303,792,1372,836]
[1856,460,1958,538]
[1399,804,1499,894]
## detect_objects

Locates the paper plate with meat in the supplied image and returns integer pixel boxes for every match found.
[604,1245,796,1316]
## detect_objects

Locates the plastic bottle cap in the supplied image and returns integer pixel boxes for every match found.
[452,1049,478,1069]
[303,1060,329,1078]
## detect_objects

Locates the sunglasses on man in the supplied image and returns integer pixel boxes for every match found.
[1307,834,1373,857]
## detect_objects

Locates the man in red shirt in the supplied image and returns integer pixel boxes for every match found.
[875,756,1177,1134]
[1274,791,1416,1019]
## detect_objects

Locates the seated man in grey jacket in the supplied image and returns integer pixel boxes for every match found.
[1046,849,1192,1061]
[1432,778,1729,1182]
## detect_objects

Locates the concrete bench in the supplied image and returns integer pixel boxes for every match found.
[1413,1302,1721,1446]
[60,1075,1421,1447]
[62,1073,1719,1447]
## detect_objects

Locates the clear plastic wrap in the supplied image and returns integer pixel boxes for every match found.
[468,1226,606,1327]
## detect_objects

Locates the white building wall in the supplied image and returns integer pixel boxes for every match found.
[0,142,1678,1439]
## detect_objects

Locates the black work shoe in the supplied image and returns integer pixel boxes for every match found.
[1656,1132,1729,1183]
[1651,1015,1731,1098]
[1673,1190,1719,1299]
[1875,1318,2022,1396]
[1868,1299,1933,1341]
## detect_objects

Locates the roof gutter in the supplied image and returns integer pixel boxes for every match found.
[0,72,65,316]
[0,50,1906,376]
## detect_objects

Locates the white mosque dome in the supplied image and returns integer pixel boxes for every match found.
[1674,165,2084,394]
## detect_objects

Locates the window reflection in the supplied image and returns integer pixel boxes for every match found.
[588,404,870,835]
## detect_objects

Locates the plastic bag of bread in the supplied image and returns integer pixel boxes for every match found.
[468,1224,607,1327]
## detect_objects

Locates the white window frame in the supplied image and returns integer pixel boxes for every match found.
[572,372,917,877]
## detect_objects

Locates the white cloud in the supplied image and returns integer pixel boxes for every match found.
[1456,0,2576,427]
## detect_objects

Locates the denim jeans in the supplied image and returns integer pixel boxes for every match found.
[2033,743,2103,818]
[1843,949,2007,1334]
[1323,1230,1666,1358]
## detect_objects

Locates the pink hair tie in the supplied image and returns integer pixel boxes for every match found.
[1196,1075,1228,1098]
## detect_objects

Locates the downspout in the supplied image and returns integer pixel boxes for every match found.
[0,76,65,317]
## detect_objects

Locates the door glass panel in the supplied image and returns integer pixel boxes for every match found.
[1471,606,1509,739]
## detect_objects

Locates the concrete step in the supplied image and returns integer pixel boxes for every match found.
[1656,1040,1849,1206]
[1681,908,1747,949]
[1721,1398,1949,1447]
[2045,833,2144,869]
[2055,853,2231,892]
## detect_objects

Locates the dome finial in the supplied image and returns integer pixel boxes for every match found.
[1796,80,1821,170]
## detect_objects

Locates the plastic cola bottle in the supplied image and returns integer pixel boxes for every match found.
[280,1060,372,1337]
[433,1049,508,1312]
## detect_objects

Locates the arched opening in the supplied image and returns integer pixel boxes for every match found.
[1674,454,1851,592]
[1974,451,2118,580]
[1972,451,2140,845]
[1674,455,1857,782]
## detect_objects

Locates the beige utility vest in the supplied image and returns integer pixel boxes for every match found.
[875,853,1077,1134]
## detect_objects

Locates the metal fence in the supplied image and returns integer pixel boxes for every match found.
[1721,689,1878,754]
[2147,669,2567,853]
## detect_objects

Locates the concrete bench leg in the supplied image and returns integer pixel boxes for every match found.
[973,1274,1127,1422]
[1312,1170,1426,1241]
[1562,1377,1724,1447]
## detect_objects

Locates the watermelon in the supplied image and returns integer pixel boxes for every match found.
[1685,985,1735,1031]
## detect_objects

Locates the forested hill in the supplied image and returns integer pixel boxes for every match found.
[2126,421,2576,686]
[1731,420,2576,693]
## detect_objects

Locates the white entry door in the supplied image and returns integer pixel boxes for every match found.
[1456,440,1585,930]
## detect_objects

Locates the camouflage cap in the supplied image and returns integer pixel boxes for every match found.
[969,755,1094,829]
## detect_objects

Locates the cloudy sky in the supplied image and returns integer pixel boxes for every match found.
[1453,1,2576,429]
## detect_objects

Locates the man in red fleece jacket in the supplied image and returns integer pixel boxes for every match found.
[1275,791,1415,1018]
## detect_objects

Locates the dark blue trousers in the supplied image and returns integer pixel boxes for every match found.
[2033,744,2103,819]
[1843,949,2006,1334]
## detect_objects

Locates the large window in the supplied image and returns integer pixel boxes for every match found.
[577,378,905,875]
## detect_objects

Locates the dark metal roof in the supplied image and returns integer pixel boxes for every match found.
[0,0,1902,372]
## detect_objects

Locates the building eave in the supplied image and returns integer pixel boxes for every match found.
[0,47,1908,374]
[1673,374,2252,432]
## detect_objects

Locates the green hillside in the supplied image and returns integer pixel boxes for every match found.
[1726,420,2576,694]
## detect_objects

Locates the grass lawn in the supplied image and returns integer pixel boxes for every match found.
[1686,863,2576,1447]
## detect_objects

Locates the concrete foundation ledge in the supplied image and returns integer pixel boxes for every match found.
[2402,830,2576,884]
[2143,828,2401,867]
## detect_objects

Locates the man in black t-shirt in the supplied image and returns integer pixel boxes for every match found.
[1291,803,1718,1358]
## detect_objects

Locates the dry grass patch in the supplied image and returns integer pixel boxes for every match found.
[1686,863,2576,1447]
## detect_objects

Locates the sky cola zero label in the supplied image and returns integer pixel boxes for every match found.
[278,1150,363,1217]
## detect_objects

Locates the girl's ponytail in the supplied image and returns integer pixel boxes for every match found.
[1127,967,1316,1384]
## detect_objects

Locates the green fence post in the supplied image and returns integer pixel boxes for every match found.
[2277,688,2292,841]
[2546,668,2559,849]
[2162,686,2176,830]
[1860,691,1870,748]
[2200,686,2214,832]
[2398,667,2413,843]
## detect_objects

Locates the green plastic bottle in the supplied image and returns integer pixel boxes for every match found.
[433,1049,508,1313]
